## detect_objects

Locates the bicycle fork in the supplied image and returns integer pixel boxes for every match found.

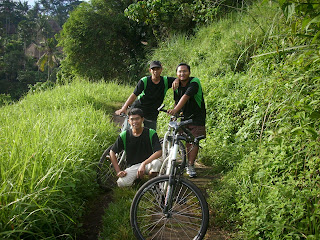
[163,142,179,216]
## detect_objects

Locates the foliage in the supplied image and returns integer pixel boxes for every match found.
[38,0,85,27]
[152,0,320,238]
[57,0,147,83]
[125,0,257,40]
[0,0,82,100]
[124,0,218,40]
[0,80,132,238]
[0,94,13,106]
[37,37,61,80]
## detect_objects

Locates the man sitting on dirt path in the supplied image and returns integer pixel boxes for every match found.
[110,108,162,187]
[167,63,206,178]
[115,60,178,130]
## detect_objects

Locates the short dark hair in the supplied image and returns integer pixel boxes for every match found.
[128,108,144,118]
[176,63,190,72]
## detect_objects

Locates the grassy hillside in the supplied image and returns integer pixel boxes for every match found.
[1,0,319,239]
[0,80,132,238]
[152,1,320,239]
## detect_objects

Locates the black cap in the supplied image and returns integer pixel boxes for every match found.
[150,61,162,69]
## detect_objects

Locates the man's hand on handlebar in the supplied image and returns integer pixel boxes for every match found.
[158,104,181,117]
[115,108,126,115]
[167,108,179,116]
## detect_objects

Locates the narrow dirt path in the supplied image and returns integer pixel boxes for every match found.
[190,163,231,240]
[78,114,231,239]
[77,192,112,240]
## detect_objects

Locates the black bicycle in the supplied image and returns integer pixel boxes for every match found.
[96,114,129,190]
[130,106,209,240]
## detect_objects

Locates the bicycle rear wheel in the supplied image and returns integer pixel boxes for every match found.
[130,175,209,240]
[96,145,126,190]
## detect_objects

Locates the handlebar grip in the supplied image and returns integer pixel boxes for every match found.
[157,104,167,112]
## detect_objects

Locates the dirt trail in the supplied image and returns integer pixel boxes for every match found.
[190,163,231,240]
[78,114,231,239]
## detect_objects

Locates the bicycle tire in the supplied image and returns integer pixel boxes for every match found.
[130,175,209,240]
[96,145,126,190]
[159,138,186,176]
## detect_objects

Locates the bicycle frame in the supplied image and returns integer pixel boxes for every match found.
[117,114,130,165]
[130,106,209,239]
[157,105,206,213]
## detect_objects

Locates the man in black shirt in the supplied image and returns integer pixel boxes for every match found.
[115,61,177,130]
[110,108,162,187]
[168,63,206,177]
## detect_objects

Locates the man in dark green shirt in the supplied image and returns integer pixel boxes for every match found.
[110,108,162,187]
[168,63,206,177]
[115,61,177,130]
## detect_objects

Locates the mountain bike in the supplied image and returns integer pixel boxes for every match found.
[96,113,129,190]
[158,104,186,176]
[130,106,208,240]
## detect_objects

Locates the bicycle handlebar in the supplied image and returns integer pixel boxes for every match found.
[157,104,166,112]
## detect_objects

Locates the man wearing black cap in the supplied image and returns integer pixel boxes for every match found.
[116,61,177,130]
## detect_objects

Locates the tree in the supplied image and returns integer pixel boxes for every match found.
[37,38,61,80]
[124,0,216,40]
[38,0,83,27]
[57,0,146,82]
[0,0,80,99]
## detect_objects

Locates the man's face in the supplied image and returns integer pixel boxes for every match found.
[176,65,190,81]
[128,114,144,130]
[150,67,162,79]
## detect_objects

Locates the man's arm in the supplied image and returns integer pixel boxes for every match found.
[110,150,127,178]
[137,150,162,178]
[115,93,137,115]
[167,94,190,116]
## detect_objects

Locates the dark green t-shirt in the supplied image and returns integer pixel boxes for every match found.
[133,76,175,120]
[111,128,161,166]
[174,77,206,126]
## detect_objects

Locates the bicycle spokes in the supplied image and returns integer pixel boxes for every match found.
[131,176,208,240]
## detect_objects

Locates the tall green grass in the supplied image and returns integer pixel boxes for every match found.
[0,80,132,238]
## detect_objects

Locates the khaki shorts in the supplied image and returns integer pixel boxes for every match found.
[117,159,162,187]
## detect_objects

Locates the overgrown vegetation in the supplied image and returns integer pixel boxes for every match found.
[153,0,320,238]
[0,80,132,238]
[57,0,249,83]
[100,188,136,240]
[1,0,319,239]
[0,0,83,100]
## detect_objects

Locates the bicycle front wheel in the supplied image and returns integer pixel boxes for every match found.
[130,176,209,240]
